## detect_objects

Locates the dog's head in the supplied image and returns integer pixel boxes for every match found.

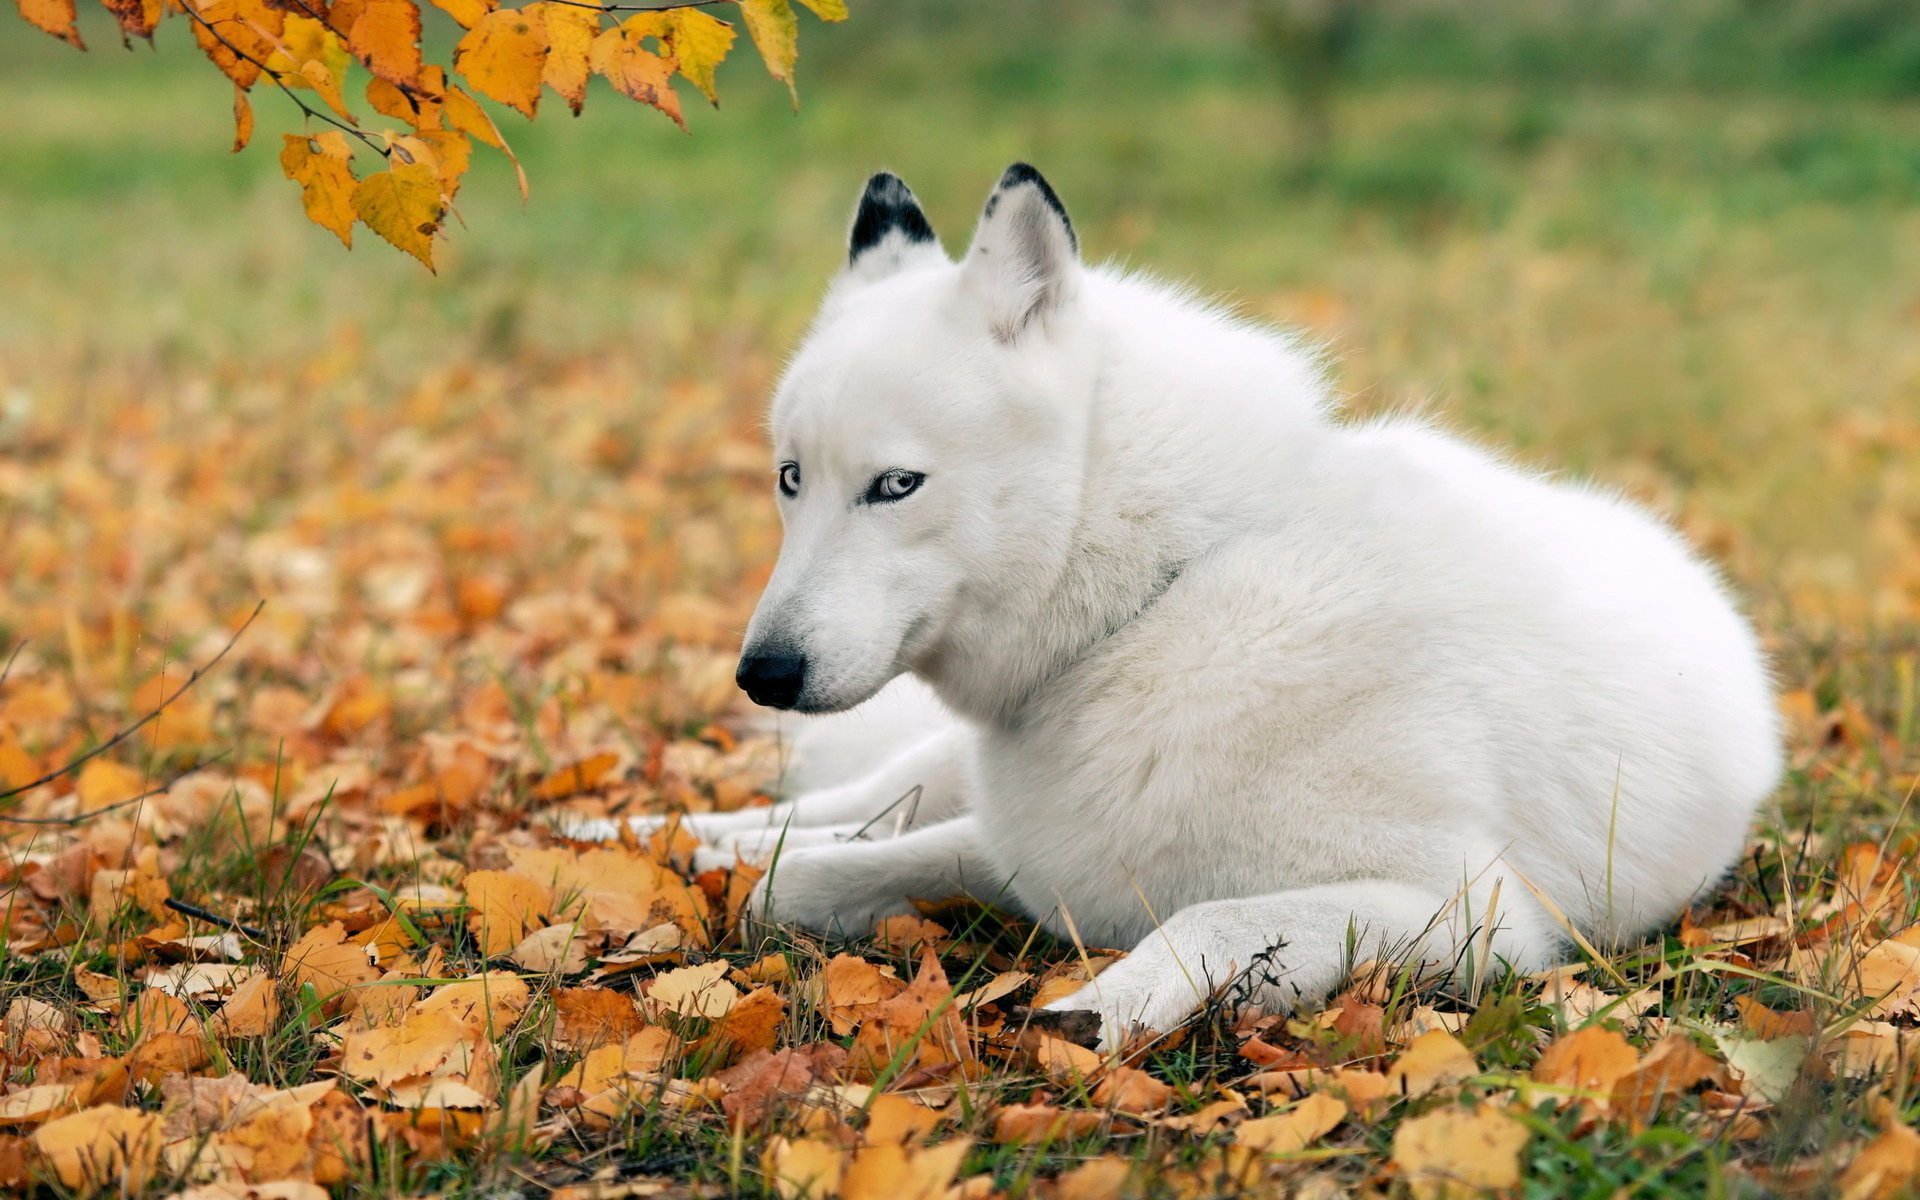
[737,164,1095,713]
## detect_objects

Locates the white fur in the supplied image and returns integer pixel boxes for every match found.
[603,168,1783,1049]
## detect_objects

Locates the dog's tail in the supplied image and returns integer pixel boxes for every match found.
[746,675,958,797]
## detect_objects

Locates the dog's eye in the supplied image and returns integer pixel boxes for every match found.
[777,462,801,498]
[865,469,925,504]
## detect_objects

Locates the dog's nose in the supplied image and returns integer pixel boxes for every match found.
[736,651,807,710]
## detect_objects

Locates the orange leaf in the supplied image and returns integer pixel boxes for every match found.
[428,0,492,28]
[31,1107,162,1194]
[280,132,357,247]
[188,0,285,89]
[352,160,444,269]
[1235,1091,1346,1155]
[348,0,422,86]
[531,752,619,801]
[455,7,551,119]
[14,0,82,46]
[589,17,685,130]
[463,869,552,956]
[1531,1024,1640,1107]
[231,82,254,152]
[367,67,445,128]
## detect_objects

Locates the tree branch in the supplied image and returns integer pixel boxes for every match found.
[174,2,388,156]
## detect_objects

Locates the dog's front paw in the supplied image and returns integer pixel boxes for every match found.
[1042,955,1210,1052]
[738,846,913,942]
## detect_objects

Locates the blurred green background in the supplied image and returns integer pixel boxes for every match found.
[4,0,1919,623]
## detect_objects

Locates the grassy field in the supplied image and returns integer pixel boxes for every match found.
[2,2,1919,1196]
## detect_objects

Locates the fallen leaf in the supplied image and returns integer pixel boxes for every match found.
[1235,1091,1346,1155]
[1391,1104,1529,1199]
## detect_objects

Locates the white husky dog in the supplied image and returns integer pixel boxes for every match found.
[606,165,1782,1048]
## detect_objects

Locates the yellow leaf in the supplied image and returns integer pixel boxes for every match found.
[300,59,354,120]
[1385,1028,1479,1099]
[32,1106,162,1195]
[736,0,798,102]
[15,0,83,47]
[429,0,493,29]
[527,0,600,115]
[1392,1105,1529,1200]
[274,12,349,77]
[590,17,686,130]
[352,160,444,269]
[416,129,474,199]
[455,7,551,119]
[280,132,357,248]
[668,8,735,106]
[348,0,423,86]
[793,0,846,19]
[1235,1091,1346,1155]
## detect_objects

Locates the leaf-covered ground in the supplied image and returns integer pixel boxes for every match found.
[4,5,1920,1198]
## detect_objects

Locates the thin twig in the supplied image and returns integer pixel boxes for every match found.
[536,0,733,11]
[0,754,223,826]
[165,897,270,941]
[0,601,263,804]
[0,640,24,690]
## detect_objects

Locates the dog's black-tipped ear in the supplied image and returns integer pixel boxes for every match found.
[845,171,943,283]
[962,163,1081,342]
